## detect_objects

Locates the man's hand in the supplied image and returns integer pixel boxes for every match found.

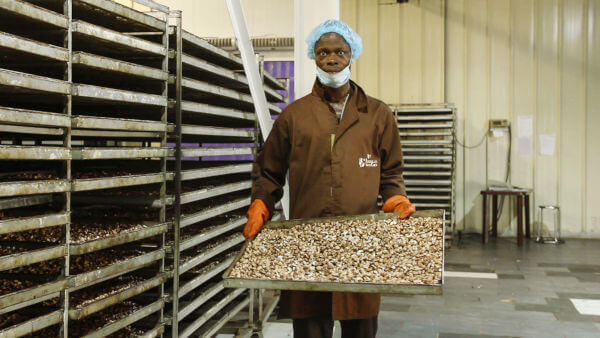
[382,195,416,219]
[243,199,270,239]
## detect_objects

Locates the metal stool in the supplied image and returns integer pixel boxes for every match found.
[536,205,564,244]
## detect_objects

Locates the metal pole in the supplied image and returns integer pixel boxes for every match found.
[225,0,272,137]
[61,0,73,336]
[225,0,289,220]
[159,9,169,333]
[170,9,183,338]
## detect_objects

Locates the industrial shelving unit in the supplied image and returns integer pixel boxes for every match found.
[67,0,170,336]
[392,104,456,238]
[0,0,170,336]
[0,0,288,336]
[0,1,72,337]
[166,11,286,337]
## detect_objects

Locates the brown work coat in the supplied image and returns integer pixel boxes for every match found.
[251,80,407,320]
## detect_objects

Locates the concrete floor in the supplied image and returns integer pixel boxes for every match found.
[263,236,600,337]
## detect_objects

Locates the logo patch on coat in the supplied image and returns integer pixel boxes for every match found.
[358,154,379,168]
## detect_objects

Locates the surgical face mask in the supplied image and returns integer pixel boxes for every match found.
[316,65,351,88]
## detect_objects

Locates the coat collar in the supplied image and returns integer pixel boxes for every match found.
[310,80,368,144]
[310,79,369,113]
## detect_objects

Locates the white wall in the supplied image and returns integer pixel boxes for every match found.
[445,0,600,237]
[294,0,340,98]
[132,0,294,38]
[343,0,600,237]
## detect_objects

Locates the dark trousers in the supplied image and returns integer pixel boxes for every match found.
[292,316,378,338]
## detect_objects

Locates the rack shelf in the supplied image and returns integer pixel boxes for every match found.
[0,213,68,234]
[69,222,168,255]
[72,52,168,81]
[0,31,69,61]
[71,20,166,56]
[0,0,69,29]
[393,104,456,234]
[74,0,166,32]
[0,69,70,94]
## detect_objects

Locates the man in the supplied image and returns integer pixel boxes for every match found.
[242,20,416,338]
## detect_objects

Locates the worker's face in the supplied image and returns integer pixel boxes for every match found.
[314,33,352,73]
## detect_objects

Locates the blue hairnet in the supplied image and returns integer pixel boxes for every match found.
[306,19,363,62]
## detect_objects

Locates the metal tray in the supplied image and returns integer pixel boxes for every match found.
[72,147,168,160]
[397,122,454,129]
[72,115,167,131]
[178,282,224,321]
[181,77,281,114]
[178,256,235,299]
[180,206,246,229]
[81,299,164,338]
[0,180,70,197]
[70,222,168,255]
[140,323,164,338]
[179,234,244,275]
[0,0,69,29]
[0,245,65,271]
[0,145,71,160]
[179,147,253,158]
[0,106,70,127]
[178,29,243,71]
[72,52,168,81]
[181,101,255,122]
[223,210,445,295]
[0,309,62,337]
[179,288,246,338]
[181,53,248,88]
[197,295,250,337]
[72,173,164,192]
[177,214,248,252]
[68,273,167,320]
[73,84,167,106]
[264,71,286,92]
[179,181,251,205]
[0,69,71,94]
[178,164,252,181]
[71,249,165,289]
[181,124,253,138]
[71,20,166,56]
[0,278,67,312]
[0,31,69,62]
[0,195,53,211]
[0,213,68,234]
[74,0,166,31]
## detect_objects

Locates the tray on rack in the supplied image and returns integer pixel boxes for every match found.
[223,210,445,295]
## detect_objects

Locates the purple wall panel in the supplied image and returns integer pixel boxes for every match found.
[264,61,295,106]
[201,61,296,162]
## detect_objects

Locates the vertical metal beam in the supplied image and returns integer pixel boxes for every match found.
[170,9,183,338]
[248,288,254,327]
[61,1,73,337]
[225,0,289,220]
[225,0,272,137]
[159,8,169,332]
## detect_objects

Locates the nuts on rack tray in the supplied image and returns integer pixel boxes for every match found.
[70,301,142,337]
[229,217,443,285]
[71,249,145,274]
[71,221,147,244]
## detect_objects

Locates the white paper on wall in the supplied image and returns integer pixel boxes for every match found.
[517,137,532,157]
[517,115,533,157]
[539,134,556,156]
[518,115,533,137]
[492,129,505,138]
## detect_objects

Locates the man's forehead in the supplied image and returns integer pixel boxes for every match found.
[315,33,350,49]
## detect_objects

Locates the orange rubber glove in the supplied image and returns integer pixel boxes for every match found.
[242,199,270,239]
[382,195,416,219]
